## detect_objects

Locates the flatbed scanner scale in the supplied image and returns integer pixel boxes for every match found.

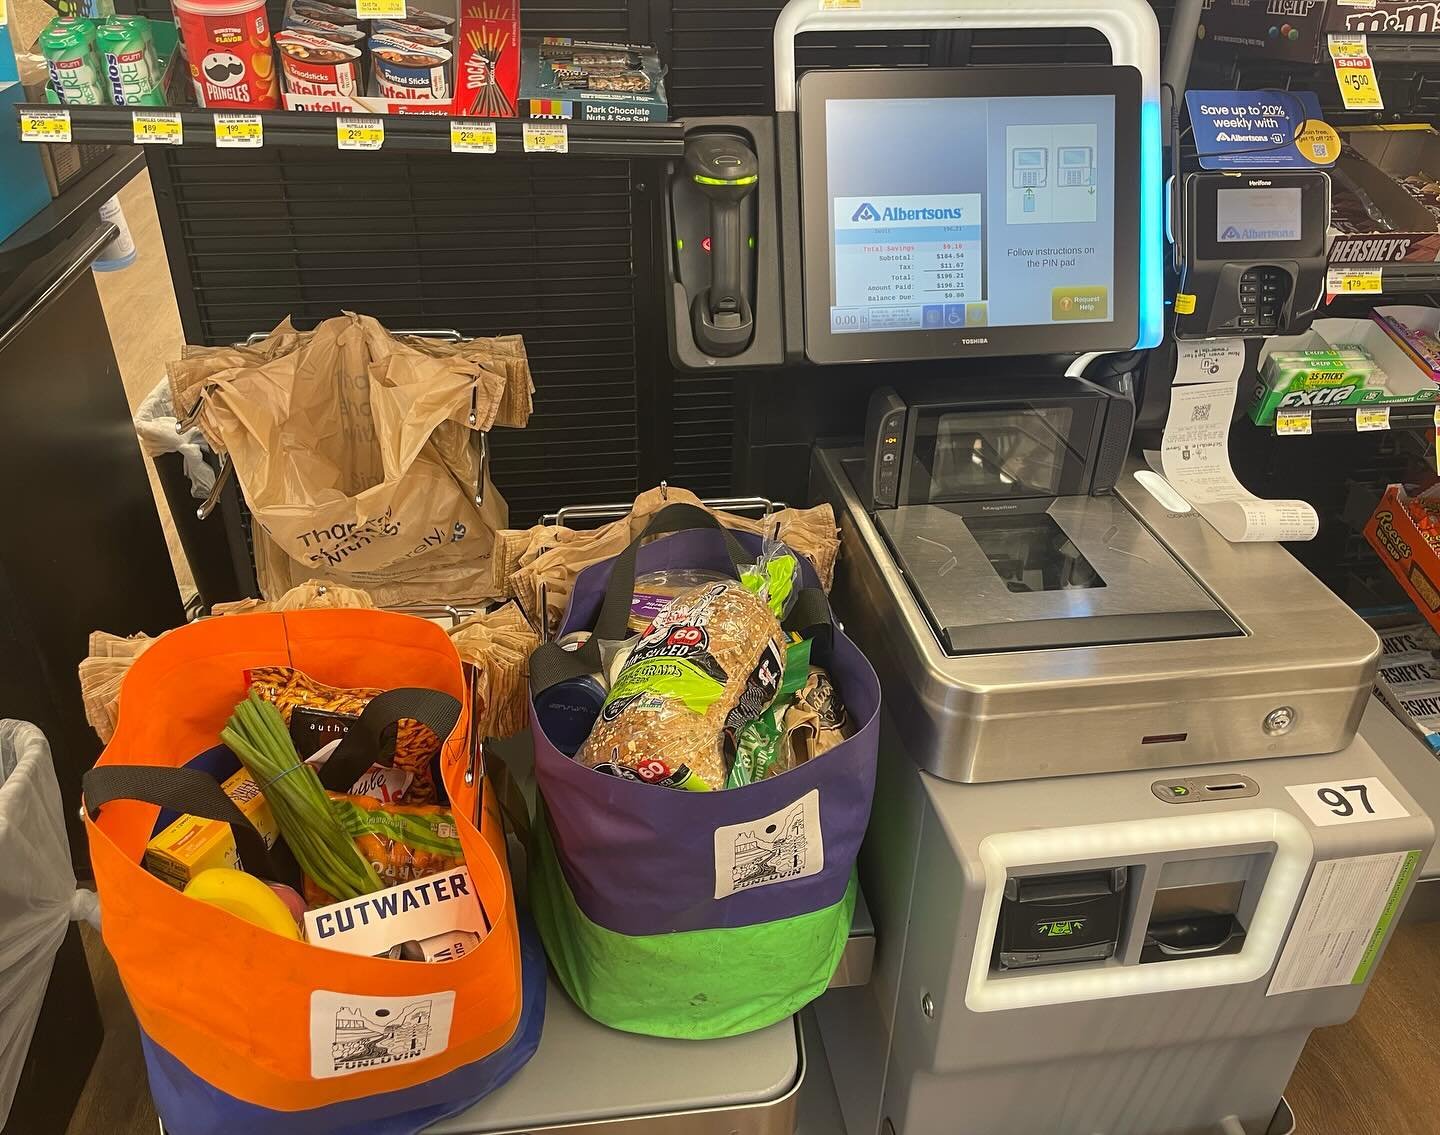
[813,446,1377,782]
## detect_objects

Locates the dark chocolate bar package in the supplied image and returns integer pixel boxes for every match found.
[519,36,667,122]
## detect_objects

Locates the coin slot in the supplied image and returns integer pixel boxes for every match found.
[1141,732,1187,744]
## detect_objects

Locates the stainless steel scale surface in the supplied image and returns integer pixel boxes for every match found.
[815,446,1379,782]
[877,495,1238,653]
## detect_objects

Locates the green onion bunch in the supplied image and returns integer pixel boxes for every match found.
[221,693,383,901]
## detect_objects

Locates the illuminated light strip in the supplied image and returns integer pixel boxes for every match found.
[965,808,1313,1012]
[694,174,759,186]
[1136,98,1165,348]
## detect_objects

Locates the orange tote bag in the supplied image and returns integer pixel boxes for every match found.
[82,610,542,1135]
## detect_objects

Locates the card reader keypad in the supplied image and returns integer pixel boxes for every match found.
[1239,268,1289,332]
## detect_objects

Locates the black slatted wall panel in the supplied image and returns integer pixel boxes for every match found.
[140,1,1182,520]
[149,146,649,522]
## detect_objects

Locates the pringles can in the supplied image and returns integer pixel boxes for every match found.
[39,19,107,105]
[173,0,280,109]
[97,17,166,106]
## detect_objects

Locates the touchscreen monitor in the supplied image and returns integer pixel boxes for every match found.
[798,67,1154,364]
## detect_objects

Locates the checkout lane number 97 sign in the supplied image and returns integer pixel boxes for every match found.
[1285,777,1409,827]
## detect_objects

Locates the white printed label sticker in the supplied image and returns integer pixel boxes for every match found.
[1267,851,1420,996]
[311,989,455,1079]
[714,788,823,899]
[1286,776,1409,827]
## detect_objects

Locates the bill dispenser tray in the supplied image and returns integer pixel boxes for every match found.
[878,498,1240,655]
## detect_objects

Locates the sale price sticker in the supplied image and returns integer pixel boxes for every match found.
[20,108,71,143]
[1276,409,1312,436]
[1326,267,1382,299]
[337,116,384,151]
[214,113,262,149]
[522,122,568,154]
[1355,406,1390,432]
[1329,35,1384,110]
[356,0,405,17]
[133,110,183,145]
[450,120,496,154]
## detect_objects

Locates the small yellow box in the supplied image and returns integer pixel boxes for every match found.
[143,769,279,890]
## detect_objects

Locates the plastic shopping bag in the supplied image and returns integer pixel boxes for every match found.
[0,722,93,1127]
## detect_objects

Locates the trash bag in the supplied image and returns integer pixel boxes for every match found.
[0,721,90,1128]
[134,378,218,501]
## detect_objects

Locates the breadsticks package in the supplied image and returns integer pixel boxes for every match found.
[577,581,786,790]
[246,665,440,804]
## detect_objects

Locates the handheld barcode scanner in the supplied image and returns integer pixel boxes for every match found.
[684,133,759,357]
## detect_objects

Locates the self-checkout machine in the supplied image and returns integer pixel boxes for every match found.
[737,2,1434,1135]
[438,3,1431,1133]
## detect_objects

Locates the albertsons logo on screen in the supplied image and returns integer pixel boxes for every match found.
[1221,222,1299,241]
[835,194,980,229]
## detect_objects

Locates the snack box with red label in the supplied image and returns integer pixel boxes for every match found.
[1366,485,1440,637]
[278,0,518,116]
[1330,126,1440,267]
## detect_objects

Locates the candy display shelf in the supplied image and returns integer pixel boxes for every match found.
[14,104,685,158]
[1327,262,1440,302]
[1267,402,1440,436]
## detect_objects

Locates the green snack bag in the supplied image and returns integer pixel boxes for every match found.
[741,541,800,620]
[729,637,813,788]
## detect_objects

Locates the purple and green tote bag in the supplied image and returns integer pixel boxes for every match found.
[527,506,880,1038]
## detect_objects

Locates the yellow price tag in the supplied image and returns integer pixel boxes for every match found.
[1355,406,1391,432]
[356,0,405,17]
[1329,35,1384,110]
[522,122,568,154]
[337,116,384,151]
[450,120,496,155]
[1326,267,1383,296]
[132,111,183,145]
[213,113,262,149]
[20,108,71,143]
[1276,409,1313,436]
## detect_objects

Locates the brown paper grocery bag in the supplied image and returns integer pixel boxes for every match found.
[171,314,515,600]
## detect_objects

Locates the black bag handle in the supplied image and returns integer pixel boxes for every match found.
[592,503,751,643]
[529,504,835,698]
[316,687,463,793]
[83,764,286,884]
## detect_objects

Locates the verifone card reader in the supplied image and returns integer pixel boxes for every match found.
[1174,170,1330,339]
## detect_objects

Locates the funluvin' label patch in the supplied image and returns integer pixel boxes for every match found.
[713,789,824,899]
[310,989,455,1079]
